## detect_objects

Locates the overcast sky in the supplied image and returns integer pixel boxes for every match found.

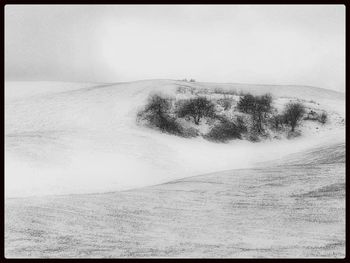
[5,5,345,92]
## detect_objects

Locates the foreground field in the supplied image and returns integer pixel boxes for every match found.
[5,143,345,258]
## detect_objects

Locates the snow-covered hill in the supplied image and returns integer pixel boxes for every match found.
[5,142,345,258]
[5,79,345,197]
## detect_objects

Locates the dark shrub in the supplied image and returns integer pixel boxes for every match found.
[257,94,273,113]
[236,115,248,133]
[205,118,242,142]
[143,94,171,116]
[176,96,216,125]
[139,94,184,136]
[237,94,256,114]
[251,94,272,133]
[155,114,184,135]
[283,102,305,132]
[319,112,327,124]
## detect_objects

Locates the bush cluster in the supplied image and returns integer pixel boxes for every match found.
[304,110,327,124]
[205,117,243,142]
[138,94,184,136]
[138,89,326,142]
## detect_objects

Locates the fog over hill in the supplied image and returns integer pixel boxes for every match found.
[5,80,345,198]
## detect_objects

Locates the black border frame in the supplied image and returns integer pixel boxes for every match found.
[1,2,348,261]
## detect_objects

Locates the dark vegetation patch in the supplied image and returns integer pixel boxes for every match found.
[304,110,327,124]
[137,86,326,143]
[137,94,195,137]
[176,97,216,125]
[204,117,243,142]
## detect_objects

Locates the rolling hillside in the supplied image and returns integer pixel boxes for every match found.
[5,80,345,197]
[5,79,345,257]
[5,142,345,258]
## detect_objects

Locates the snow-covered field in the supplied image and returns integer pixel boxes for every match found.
[5,142,345,258]
[5,79,345,258]
[5,80,345,197]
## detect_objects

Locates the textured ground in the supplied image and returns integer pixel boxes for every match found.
[5,143,345,258]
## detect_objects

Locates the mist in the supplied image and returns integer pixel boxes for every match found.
[5,5,345,92]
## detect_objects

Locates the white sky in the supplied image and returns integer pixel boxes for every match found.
[5,5,345,92]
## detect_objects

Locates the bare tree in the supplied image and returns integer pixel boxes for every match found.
[283,102,305,132]
[177,97,216,125]
[252,94,272,133]
[238,94,272,133]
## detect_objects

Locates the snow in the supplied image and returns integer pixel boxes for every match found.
[5,144,345,257]
[5,79,345,198]
[5,81,102,101]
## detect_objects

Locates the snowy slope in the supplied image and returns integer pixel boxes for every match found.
[5,81,103,101]
[5,79,345,197]
[5,143,345,258]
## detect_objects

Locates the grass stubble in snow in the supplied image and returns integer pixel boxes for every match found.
[5,80,345,258]
[5,143,345,258]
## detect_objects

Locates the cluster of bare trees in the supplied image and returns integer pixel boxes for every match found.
[237,94,307,133]
[138,91,325,142]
